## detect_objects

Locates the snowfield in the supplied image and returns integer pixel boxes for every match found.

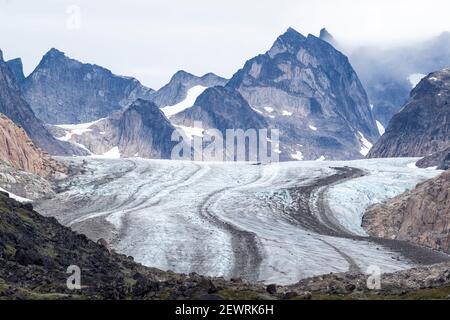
[37,158,444,285]
[161,85,208,118]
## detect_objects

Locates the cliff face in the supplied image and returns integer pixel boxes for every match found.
[363,170,450,253]
[21,48,154,124]
[0,113,66,177]
[369,69,450,158]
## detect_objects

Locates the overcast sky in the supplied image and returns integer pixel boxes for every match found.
[1,0,450,88]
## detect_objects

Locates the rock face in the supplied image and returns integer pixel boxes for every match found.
[5,58,25,84]
[363,171,450,254]
[226,27,379,160]
[350,32,450,127]
[416,147,450,170]
[21,48,154,124]
[0,113,66,177]
[150,70,227,107]
[0,49,79,156]
[69,99,178,158]
[369,69,450,158]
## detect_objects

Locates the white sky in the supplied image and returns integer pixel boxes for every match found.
[1,0,450,89]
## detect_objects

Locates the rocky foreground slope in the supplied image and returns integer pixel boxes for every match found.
[0,113,66,177]
[363,170,450,254]
[369,69,450,158]
[2,190,450,300]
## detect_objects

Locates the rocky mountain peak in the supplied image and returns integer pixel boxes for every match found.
[0,49,3,62]
[45,47,65,59]
[226,27,378,160]
[268,27,307,56]
[171,70,195,81]
[22,50,154,124]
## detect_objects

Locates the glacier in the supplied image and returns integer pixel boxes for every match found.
[36,157,444,285]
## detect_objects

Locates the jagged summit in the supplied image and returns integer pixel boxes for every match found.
[0,49,3,62]
[226,27,378,160]
[319,28,335,44]
[43,48,66,60]
[171,69,194,80]
[269,27,307,54]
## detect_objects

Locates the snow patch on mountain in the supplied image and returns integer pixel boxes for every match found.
[358,131,373,156]
[309,125,318,131]
[291,151,304,161]
[161,85,208,118]
[376,120,385,136]
[55,118,105,141]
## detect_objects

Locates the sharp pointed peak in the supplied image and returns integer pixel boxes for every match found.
[0,49,4,62]
[171,70,196,81]
[319,28,336,44]
[280,27,306,39]
[44,48,66,59]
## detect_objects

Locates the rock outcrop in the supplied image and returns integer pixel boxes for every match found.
[363,171,450,254]
[226,27,379,160]
[0,49,80,156]
[0,113,66,177]
[68,99,178,158]
[0,161,55,200]
[369,69,450,158]
[5,58,25,84]
[21,48,154,124]
[150,70,227,107]
[416,147,450,170]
